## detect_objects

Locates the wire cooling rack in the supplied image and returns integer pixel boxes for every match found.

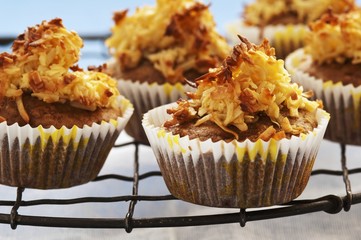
[1,36,361,233]
[0,141,360,232]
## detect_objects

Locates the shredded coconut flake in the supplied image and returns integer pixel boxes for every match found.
[0,18,122,123]
[106,0,230,83]
[305,9,361,64]
[165,36,320,140]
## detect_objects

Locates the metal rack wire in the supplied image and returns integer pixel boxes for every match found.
[1,36,361,233]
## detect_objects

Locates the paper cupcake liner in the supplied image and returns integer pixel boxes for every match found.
[118,79,194,144]
[286,49,361,145]
[0,97,133,189]
[142,103,329,208]
[226,21,308,59]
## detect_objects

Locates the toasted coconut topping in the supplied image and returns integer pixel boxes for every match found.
[305,9,361,64]
[105,0,230,83]
[243,0,355,26]
[0,18,122,123]
[165,36,320,141]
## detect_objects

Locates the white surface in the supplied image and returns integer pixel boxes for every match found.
[1,0,361,239]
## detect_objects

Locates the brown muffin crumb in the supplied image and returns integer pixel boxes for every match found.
[0,94,121,128]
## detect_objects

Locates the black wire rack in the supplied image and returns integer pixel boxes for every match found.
[1,36,361,233]
[0,141,360,232]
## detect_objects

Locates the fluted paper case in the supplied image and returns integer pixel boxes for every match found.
[0,97,133,189]
[142,103,329,208]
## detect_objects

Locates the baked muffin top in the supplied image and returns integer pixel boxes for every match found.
[305,9,361,65]
[0,18,122,124]
[164,36,321,141]
[243,0,355,26]
[105,0,230,84]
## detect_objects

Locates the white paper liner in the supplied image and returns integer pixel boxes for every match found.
[286,48,361,145]
[142,103,329,208]
[226,21,308,59]
[118,78,194,144]
[0,96,133,189]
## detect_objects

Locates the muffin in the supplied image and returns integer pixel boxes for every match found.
[286,9,361,145]
[142,36,330,208]
[0,18,133,189]
[227,0,355,59]
[105,0,230,144]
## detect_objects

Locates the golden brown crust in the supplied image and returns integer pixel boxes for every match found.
[165,3,209,46]
[12,18,65,53]
[0,52,16,68]
[113,10,128,25]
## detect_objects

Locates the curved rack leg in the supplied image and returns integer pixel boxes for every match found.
[10,187,24,230]
[340,143,352,211]
[239,209,246,227]
[125,142,140,233]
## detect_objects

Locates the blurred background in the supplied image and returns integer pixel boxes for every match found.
[0,0,245,61]
[0,0,242,35]
[1,1,361,239]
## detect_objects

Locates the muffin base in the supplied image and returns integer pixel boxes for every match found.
[0,97,133,189]
[143,103,329,208]
[156,149,314,208]
[0,127,117,189]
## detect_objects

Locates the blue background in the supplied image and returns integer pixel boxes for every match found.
[0,0,246,37]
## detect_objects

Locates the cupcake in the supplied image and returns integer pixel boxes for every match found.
[227,0,355,59]
[105,0,230,144]
[142,36,330,208]
[286,9,361,145]
[0,18,133,189]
